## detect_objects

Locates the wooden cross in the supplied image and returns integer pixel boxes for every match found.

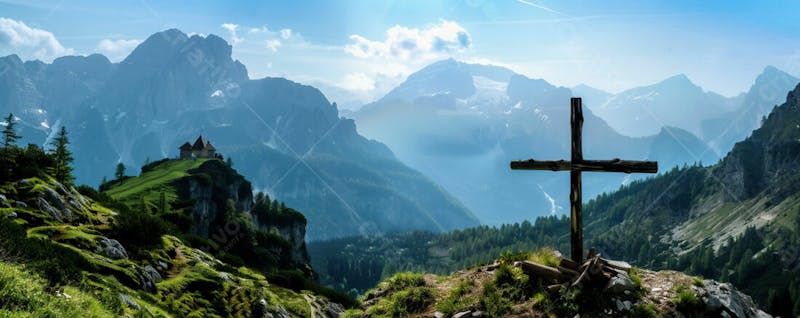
[510,97,658,263]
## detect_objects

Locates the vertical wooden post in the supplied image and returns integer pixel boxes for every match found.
[570,97,583,263]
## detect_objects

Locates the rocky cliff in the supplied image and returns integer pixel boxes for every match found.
[105,158,311,269]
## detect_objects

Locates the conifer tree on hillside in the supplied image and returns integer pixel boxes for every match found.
[115,163,126,180]
[49,126,74,185]
[2,113,20,148]
[158,191,168,214]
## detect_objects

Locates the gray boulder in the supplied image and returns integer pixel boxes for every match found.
[322,302,345,317]
[119,293,141,310]
[38,197,67,221]
[703,280,772,318]
[37,186,72,221]
[605,272,636,294]
[94,237,128,259]
[138,265,162,292]
[454,311,472,318]
[0,194,9,208]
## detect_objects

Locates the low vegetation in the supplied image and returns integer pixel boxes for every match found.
[348,248,678,317]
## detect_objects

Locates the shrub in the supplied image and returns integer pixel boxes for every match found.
[674,285,701,310]
[631,303,658,318]
[367,286,434,316]
[691,277,705,287]
[385,272,426,292]
[630,267,644,289]
[110,208,168,255]
[479,280,512,317]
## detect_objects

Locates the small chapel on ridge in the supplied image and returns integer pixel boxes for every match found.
[179,135,218,159]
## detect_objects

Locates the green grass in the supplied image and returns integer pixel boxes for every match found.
[365,286,434,317]
[631,303,658,318]
[630,267,644,289]
[0,261,118,317]
[384,272,426,293]
[104,159,208,207]
[673,285,701,310]
[436,279,475,316]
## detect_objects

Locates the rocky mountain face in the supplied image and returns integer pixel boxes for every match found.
[590,74,734,138]
[583,67,798,157]
[353,59,718,225]
[0,29,478,241]
[702,66,800,156]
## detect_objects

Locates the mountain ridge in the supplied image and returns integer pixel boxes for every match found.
[353,59,720,225]
[0,29,479,241]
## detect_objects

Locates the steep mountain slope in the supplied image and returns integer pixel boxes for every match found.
[0,148,347,317]
[591,74,733,138]
[353,59,716,225]
[571,84,612,108]
[587,67,797,157]
[0,29,478,241]
[702,66,799,156]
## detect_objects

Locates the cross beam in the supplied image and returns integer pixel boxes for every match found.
[510,97,658,263]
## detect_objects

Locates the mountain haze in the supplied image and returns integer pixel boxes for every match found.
[353,59,719,225]
[0,29,478,241]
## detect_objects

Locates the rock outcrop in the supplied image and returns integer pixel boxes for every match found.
[94,237,129,260]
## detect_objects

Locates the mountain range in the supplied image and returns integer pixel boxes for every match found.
[2,28,797,235]
[580,67,798,156]
[0,29,478,241]
[351,59,747,225]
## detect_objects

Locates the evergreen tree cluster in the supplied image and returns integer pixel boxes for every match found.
[0,113,74,185]
[252,192,306,227]
[309,215,570,297]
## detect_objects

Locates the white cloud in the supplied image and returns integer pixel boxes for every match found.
[344,20,471,61]
[96,39,141,61]
[264,39,281,52]
[221,23,243,44]
[340,72,376,91]
[0,17,73,61]
[280,29,292,40]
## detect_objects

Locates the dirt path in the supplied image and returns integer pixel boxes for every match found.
[303,294,321,318]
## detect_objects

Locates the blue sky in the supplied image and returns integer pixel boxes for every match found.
[2,0,800,108]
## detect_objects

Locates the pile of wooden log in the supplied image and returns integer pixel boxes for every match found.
[513,251,632,289]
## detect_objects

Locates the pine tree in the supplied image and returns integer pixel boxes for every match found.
[2,113,20,148]
[49,126,74,184]
[140,196,150,214]
[158,191,168,214]
[115,163,126,180]
[226,157,233,167]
